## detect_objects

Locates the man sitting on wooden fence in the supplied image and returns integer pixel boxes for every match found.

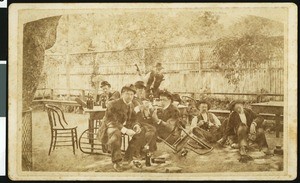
[145,63,165,99]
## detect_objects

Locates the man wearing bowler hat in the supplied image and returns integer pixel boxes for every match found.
[97,84,144,171]
[218,100,271,163]
[95,81,120,107]
[145,63,165,99]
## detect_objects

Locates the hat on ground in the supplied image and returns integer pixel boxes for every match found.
[121,84,136,94]
[100,81,111,88]
[134,81,146,89]
[159,89,173,101]
[155,62,164,70]
[196,100,211,110]
[228,100,244,111]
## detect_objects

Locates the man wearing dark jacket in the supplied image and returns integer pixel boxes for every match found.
[218,100,271,162]
[132,81,157,155]
[151,90,181,144]
[145,63,165,99]
[95,81,120,107]
[97,84,143,171]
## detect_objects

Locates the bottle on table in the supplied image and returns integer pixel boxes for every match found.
[87,94,94,109]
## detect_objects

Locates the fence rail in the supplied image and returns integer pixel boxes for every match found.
[34,87,283,103]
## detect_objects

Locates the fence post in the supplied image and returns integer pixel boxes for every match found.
[198,45,203,90]
[50,89,54,99]
[191,92,195,99]
[256,94,262,103]
[81,89,85,100]
[66,14,71,100]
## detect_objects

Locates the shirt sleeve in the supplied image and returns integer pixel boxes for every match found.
[190,116,198,129]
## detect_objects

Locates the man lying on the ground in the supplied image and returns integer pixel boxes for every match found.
[190,100,223,144]
[217,100,272,163]
[95,80,120,107]
[132,81,157,157]
[150,90,181,145]
[97,84,145,172]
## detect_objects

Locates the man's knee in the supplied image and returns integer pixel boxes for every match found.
[256,128,265,136]
[237,125,247,135]
[108,129,122,146]
[192,127,200,134]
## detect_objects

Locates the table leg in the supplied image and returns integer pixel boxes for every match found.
[88,118,94,153]
[275,114,280,138]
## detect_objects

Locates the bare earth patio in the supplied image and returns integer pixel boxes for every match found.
[31,109,283,173]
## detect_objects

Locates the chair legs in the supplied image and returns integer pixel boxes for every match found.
[74,128,78,149]
[48,130,54,155]
[71,129,75,155]
[48,128,78,155]
[53,130,57,150]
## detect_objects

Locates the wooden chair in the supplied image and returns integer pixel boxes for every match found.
[45,104,78,155]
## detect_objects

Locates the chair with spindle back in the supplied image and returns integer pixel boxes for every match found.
[45,104,78,155]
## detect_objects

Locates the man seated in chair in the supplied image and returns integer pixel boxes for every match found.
[132,81,157,156]
[95,81,120,107]
[150,90,181,145]
[97,84,144,172]
[190,100,223,144]
[217,100,272,163]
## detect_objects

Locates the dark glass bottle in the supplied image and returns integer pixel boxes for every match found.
[101,96,106,108]
[87,94,94,109]
[145,147,151,167]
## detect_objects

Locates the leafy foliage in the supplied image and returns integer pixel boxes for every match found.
[212,16,284,86]
[23,16,61,110]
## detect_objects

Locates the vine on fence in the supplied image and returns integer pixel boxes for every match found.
[213,35,283,86]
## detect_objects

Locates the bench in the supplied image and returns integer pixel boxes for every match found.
[209,109,283,122]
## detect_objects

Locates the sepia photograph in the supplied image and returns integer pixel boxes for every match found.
[8,3,297,181]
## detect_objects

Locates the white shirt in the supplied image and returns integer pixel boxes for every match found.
[201,113,208,122]
[190,112,221,128]
[238,110,247,125]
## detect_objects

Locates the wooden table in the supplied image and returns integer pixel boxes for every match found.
[32,99,81,109]
[82,106,106,152]
[251,101,284,138]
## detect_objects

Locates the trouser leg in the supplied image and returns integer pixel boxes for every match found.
[124,130,146,161]
[237,125,248,155]
[256,127,268,149]
[143,123,157,152]
[107,127,122,163]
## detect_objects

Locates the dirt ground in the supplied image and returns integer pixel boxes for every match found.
[31,109,283,173]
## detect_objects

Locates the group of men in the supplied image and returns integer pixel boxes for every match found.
[94,64,272,171]
[96,79,181,171]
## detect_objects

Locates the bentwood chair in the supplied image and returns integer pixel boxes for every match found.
[45,104,78,155]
